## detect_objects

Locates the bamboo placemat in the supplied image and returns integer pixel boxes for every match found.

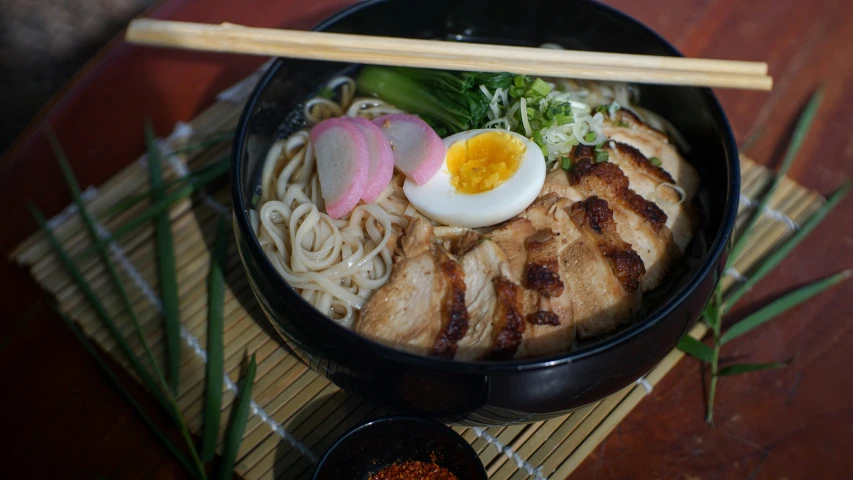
[10,66,825,479]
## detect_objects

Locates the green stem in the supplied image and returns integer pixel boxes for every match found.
[726,88,823,271]
[54,305,205,480]
[706,288,723,425]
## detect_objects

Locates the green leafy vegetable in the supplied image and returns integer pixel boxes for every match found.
[356,66,512,136]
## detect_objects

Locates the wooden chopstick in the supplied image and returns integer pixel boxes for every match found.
[125,19,773,91]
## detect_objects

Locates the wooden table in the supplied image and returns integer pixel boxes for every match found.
[2,0,851,478]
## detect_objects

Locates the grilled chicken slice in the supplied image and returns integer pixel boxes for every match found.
[601,139,697,253]
[356,218,469,357]
[355,250,448,355]
[568,197,645,293]
[455,239,510,361]
[488,218,537,281]
[489,204,575,358]
[602,108,700,201]
[569,149,676,291]
[540,168,583,202]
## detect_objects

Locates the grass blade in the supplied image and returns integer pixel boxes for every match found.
[27,203,167,409]
[47,131,172,400]
[724,181,851,310]
[216,354,257,480]
[53,305,204,480]
[721,269,851,345]
[677,336,714,363]
[169,130,234,157]
[145,120,182,395]
[738,126,766,153]
[718,362,788,376]
[46,131,207,478]
[727,88,824,270]
[76,158,228,259]
[99,159,228,220]
[202,218,228,462]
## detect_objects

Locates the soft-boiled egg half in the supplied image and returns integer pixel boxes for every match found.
[403,129,546,228]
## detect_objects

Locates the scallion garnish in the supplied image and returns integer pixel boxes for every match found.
[560,156,573,171]
[595,150,609,163]
[584,131,596,142]
[649,156,662,166]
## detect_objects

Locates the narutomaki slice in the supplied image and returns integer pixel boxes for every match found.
[373,114,445,185]
[310,118,369,219]
[347,116,394,203]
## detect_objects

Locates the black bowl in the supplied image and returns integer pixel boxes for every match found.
[312,416,487,480]
[231,0,739,424]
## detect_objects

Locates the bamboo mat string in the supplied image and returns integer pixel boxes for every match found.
[10,63,827,479]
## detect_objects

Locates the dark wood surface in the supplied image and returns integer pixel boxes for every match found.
[1,0,851,478]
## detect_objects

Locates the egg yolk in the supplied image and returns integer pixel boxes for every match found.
[446,131,525,194]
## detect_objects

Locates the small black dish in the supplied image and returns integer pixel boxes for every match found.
[313,416,488,480]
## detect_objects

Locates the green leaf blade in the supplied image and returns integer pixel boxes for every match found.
[53,305,204,480]
[27,203,168,409]
[677,336,714,363]
[217,355,257,480]
[718,362,788,376]
[202,219,228,463]
[721,269,851,345]
[145,120,182,395]
[724,181,851,310]
[726,87,824,270]
[78,157,228,259]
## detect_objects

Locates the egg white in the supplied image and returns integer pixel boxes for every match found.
[403,129,546,228]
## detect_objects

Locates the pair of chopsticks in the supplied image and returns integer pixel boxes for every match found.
[125,19,772,91]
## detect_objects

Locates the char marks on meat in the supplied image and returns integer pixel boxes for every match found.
[569,197,645,293]
[525,231,564,298]
[528,310,561,326]
[489,277,526,360]
[358,104,700,359]
[432,252,469,358]
[357,218,470,357]
[454,239,511,361]
[570,147,668,233]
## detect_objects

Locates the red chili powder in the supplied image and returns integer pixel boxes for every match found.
[368,459,458,480]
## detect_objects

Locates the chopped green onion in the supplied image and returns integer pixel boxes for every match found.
[560,156,573,172]
[554,113,572,126]
[529,78,552,97]
[317,88,334,99]
[532,130,545,148]
[649,156,662,167]
[584,131,596,142]
[513,75,525,88]
[595,150,609,163]
[616,120,630,128]
[594,105,609,114]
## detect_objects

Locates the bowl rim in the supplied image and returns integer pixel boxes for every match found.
[231,0,740,373]
[312,415,488,480]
